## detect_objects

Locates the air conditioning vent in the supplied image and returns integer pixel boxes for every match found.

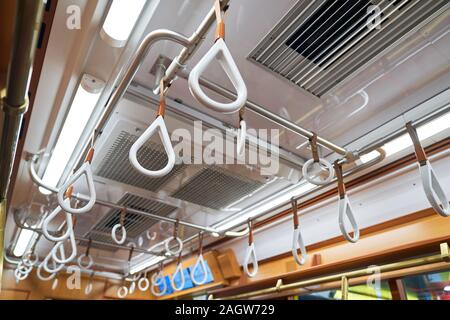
[84,193,176,247]
[95,131,185,191]
[249,0,448,97]
[171,167,264,210]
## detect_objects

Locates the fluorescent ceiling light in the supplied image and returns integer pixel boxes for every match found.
[361,112,450,163]
[13,227,35,257]
[100,0,147,47]
[39,74,104,194]
[130,255,166,275]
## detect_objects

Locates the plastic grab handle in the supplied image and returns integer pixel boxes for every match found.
[188,38,247,114]
[419,161,449,217]
[150,271,167,297]
[302,158,335,186]
[57,162,96,214]
[243,242,258,278]
[190,254,208,286]
[129,115,175,177]
[52,230,77,264]
[338,194,360,243]
[164,236,183,256]
[170,262,185,291]
[292,227,308,266]
[42,200,73,242]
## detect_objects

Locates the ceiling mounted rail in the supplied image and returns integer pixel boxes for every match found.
[176,68,350,157]
[211,243,450,300]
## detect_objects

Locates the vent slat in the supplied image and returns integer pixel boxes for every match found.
[249,0,448,97]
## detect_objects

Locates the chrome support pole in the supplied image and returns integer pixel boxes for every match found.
[0,0,44,291]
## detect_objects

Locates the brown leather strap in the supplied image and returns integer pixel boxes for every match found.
[85,238,92,257]
[198,232,204,256]
[239,107,245,123]
[405,122,427,166]
[334,161,346,199]
[128,246,134,262]
[214,0,225,41]
[173,219,179,240]
[177,250,183,265]
[119,207,126,227]
[157,79,166,118]
[291,197,299,229]
[248,220,253,245]
[64,185,73,199]
[85,147,95,164]
[309,133,320,163]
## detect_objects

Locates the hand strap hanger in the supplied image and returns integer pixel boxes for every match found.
[85,271,95,295]
[42,186,74,242]
[190,232,208,285]
[291,198,308,266]
[164,218,183,256]
[57,139,96,214]
[41,245,66,275]
[237,107,246,155]
[406,122,449,217]
[243,220,258,277]
[170,251,186,291]
[51,224,78,264]
[77,238,93,269]
[151,261,167,297]
[334,161,359,243]
[129,79,176,177]
[302,133,335,185]
[112,207,127,244]
[188,0,247,113]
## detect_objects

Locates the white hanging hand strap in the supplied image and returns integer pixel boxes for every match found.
[302,133,334,185]
[190,233,208,285]
[237,108,246,155]
[129,80,175,177]
[406,122,449,217]
[243,220,258,277]
[188,0,247,114]
[291,198,308,266]
[42,190,74,242]
[164,219,183,256]
[111,207,127,245]
[150,263,167,297]
[51,227,78,264]
[170,253,185,291]
[77,238,94,269]
[57,148,96,214]
[334,162,360,243]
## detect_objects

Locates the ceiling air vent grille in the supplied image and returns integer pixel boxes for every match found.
[95,131,185,191]
[249,0,448,97]
[171,167,264,210]
[85,193,176,245]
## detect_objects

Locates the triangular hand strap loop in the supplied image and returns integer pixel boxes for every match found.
[42,199,73,242]
[52,229,77,264]
[406,122,449,217]
[243,221,258,277]
[190,254,208,285]
[291,198,308,266]
[170,261,185,291]
[419,161,449,217]
[129,115,176,177]
[150,269,167,297]
[338,194,360,243]
[57,158,96,214]
[334,162,359,243]
[188,38,247,114]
